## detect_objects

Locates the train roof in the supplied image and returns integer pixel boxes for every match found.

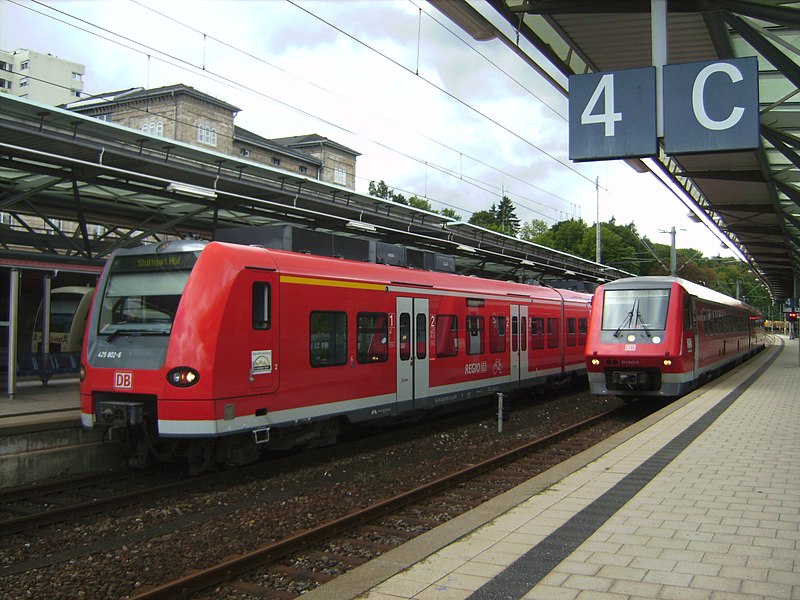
[179,241,591,304]
[600,276,760,314]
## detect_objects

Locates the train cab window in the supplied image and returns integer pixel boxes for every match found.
[357,312,388,363]
[578,318,588,345]
[683,297,693,331]
[567,317,577,347]
[531,317,545,350]
[466,315,485,355]
[601,289,670,331]
[252,283,271,330]
[490,316,507,353]
[435,314,458,357]
[399,313,411,361]
[547,318,560,349]
[310,311,347,367]
[416,313,428,359]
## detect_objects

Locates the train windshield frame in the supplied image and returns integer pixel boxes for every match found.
[602,288,670,333]
[97,252,198,336]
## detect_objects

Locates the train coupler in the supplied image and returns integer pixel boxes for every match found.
[95,400,145,427]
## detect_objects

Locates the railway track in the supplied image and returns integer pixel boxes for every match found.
[1,389,646,598]
[132,406,632,600]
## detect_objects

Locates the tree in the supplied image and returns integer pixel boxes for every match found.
[440,207,461,221]
[468,209,502,232]
[535,219,589,255]
[519,219,550,242]
[467,197,521,235]
[495,196,521,236]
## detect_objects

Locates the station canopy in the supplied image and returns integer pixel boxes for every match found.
[0,93,629,286]
[472,0,800,302]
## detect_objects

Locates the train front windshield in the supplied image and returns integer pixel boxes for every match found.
[98,252,198,336]
[602,289,670,333]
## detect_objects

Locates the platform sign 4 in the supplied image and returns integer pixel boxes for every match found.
[568,66,658,161]
[663,57,759,154]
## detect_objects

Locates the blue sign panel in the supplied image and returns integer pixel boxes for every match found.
[569,67,657,161]
[663,57,759,154]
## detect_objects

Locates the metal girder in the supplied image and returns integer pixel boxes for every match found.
[722,12,800,90]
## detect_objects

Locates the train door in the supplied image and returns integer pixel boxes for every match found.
[510,305,528,383]
[244,270,279,394]
[396,297,429,408]
[687,296,698,379]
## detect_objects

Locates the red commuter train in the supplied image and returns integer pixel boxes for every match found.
[585,276,765,399]
[80,240,592,469]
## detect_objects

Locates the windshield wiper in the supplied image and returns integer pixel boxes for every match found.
[614,300,637,338]
[106,329,170,342]
[634,307,652,337]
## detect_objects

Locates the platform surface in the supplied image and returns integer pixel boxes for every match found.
[304,336,798,600]
[0,377,80,429]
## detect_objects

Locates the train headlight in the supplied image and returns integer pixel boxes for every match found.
[591,358,601,366]
[652,336,661,344]
[167,367,200,387]
[662,359,672,367]
[79,364,86,382]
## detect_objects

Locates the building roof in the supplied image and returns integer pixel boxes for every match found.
[271,134,361,157]
[64,83,241,113]
[234,126,323,165]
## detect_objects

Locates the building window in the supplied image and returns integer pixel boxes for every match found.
[240,148,251,157]
[0,79,11,90]
[19,78,28,87]
[299,166,308,174]
[197,124,217,146]
[96,113,112,122]
[141,120,164,137]
[71,89,81,98]
[333,168,347,185]
[271,157,281,166]
[0,62,11,72]
[72,71,82,81]
[20,60,29,70]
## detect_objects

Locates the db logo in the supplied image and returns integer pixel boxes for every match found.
[114,371,133,389]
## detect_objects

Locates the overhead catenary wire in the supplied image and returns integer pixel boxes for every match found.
[13,0,598,226]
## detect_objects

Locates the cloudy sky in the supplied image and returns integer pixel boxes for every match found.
[1,0,736,259]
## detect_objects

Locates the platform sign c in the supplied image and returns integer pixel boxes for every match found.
[663,57,759,154]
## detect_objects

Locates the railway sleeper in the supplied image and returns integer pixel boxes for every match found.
[306,548,372,566]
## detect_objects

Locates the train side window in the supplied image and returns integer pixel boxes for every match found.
[416,313,427,359]
[511,316,519,352]
[252,282,271,330]
[547,317,560,349]
[490,316,507,353]
[531,317,545,350]
[357,312,388,364]
[435,314,458,357]
[309,311,347,367]
[578,318,588,345]
[521,317,527,351]
[567,318,577,346]
[466,315,485,355]
[399,313,411,361]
